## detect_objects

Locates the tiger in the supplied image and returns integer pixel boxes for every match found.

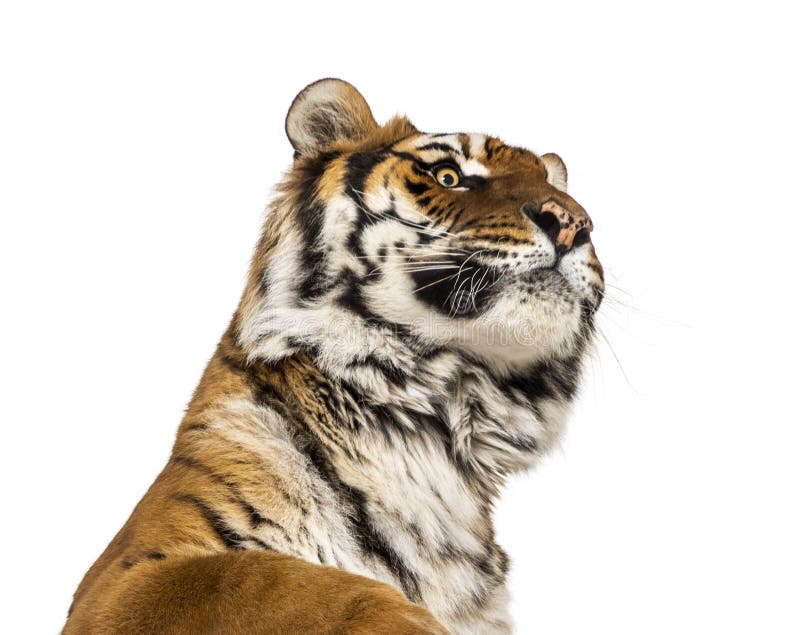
[64,78,603,634]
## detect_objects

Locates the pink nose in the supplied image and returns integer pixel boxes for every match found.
[523,200,594,252]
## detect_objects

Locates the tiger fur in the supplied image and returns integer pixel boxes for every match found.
[65,78,604,634]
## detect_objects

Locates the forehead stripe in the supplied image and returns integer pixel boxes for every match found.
[417,142,463,155]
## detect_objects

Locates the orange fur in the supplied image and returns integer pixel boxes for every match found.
[65,330,448,634]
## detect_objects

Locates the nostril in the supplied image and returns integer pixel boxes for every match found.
[531,210,561,246]
[573,227,591,248]
[524,200,593,252]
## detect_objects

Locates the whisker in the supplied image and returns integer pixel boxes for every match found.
[367,264,462,277]
[413,270,471,294]
[604,282,633,297]
[396,260,462,266]
[473,265,493,300]
[352,251,466,261]
[468,268,482,310]
[367,262,464,276]
[449,273,476,317]
[445,249,486,312]
[487,267,508,289]
[595,325,637,393]
[399,265,463,273]
[400,244,464,250]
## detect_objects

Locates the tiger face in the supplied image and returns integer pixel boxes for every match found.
[239,79,603,374]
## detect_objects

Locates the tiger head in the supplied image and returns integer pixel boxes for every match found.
[237,78,603,384]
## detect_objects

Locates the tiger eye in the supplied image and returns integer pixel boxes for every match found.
[434,166,460,188]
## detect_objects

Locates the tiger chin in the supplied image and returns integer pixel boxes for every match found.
[65,79,603,634]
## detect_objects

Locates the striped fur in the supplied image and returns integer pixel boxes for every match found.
[66,79,604,634]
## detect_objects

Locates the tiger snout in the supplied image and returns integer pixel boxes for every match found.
[522,199,594,254]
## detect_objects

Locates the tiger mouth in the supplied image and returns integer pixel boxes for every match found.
[409,259,503,317]
[408,257,599,318]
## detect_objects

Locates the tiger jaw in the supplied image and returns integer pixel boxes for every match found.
[357,175,602,367]
[352,244,595,371]
[403,241,604,318]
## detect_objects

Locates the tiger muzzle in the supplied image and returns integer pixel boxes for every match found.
[523,200,594,253]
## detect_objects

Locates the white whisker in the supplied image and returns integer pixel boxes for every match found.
[413,270,470,294]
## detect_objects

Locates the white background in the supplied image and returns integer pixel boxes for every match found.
[1,2,798,633]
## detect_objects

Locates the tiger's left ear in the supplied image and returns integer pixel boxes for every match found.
[541,153,568,192]
[285,78,379,157]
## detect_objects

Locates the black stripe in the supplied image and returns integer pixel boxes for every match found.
[293,151,341,301]
[416,141,462,155]
[286,416,423,601]
[345,151,389,205]
[344,354,408,388]
[174,445,309,520]
[175,494,247,550]
[174,494,274,552]
[342,151,391,260]
[459,135,471,158]
[483,137,495,160]
[404,177,428,196]
[345,484,423,601]
[446,206,468,228]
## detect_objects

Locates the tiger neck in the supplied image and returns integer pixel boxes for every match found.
[229,303,574,488]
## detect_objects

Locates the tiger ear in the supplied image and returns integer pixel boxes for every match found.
[541,153,568,192]
[285,78,379,156]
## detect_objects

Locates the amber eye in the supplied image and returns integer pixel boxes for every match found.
[434,165,460,188]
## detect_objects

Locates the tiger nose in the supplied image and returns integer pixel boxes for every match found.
[523,200,594,252]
